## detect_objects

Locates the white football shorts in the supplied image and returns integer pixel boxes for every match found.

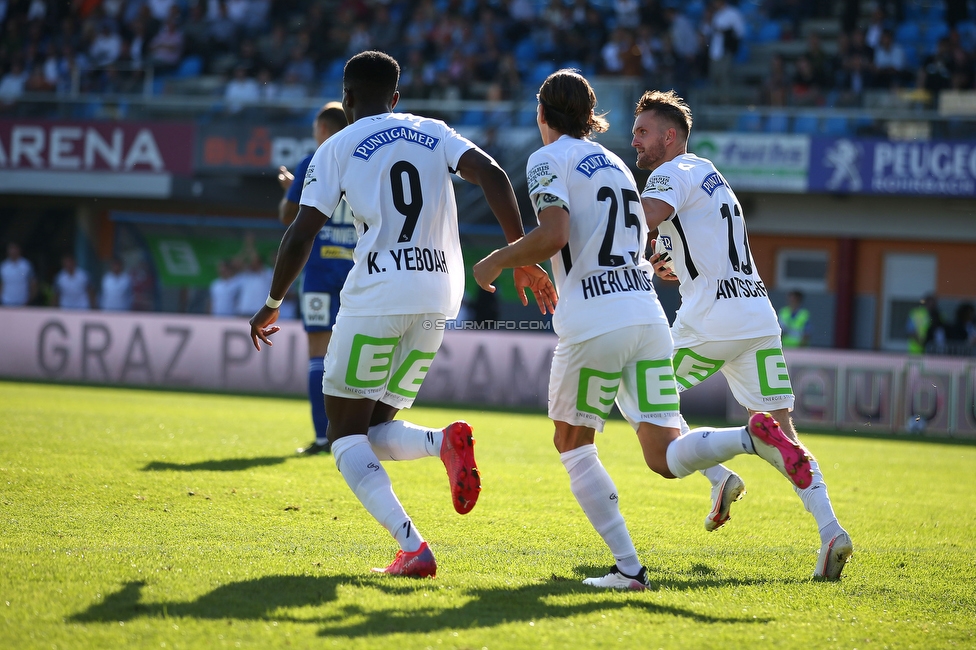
[323,311,446,409]
[548,323,681,432]
[671,334,795,412]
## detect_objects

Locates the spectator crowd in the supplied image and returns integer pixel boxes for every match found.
[0,239,295,318]
[207,249,297,318]
[761,5,976,109]
[2,0,976,114]
[1,241,153,311]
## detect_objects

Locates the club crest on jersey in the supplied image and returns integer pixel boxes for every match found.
[700,171,726,196]
[575,153,621,178]
[658,234,672,250]
[644,174,672,193]
[303,164,316,187]
[527,161,556,193]
[352,127,439,160]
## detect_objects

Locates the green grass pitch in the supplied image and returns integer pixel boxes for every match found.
[1,381,974,649]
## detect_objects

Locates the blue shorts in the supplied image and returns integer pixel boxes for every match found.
[300,272,343,333]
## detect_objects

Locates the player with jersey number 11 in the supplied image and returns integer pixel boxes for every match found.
[474,69,818,591]
[635,89,853,580]
[249,50,556,578]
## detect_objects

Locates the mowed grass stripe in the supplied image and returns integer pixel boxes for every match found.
[1,381,974,649]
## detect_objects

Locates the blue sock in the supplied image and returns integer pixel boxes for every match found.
[308,357,328,443]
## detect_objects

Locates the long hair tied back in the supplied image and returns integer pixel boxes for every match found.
[538,69,608,139]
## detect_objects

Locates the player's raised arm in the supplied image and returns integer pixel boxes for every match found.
[473,206,568,290]
[641,195,674,231]
[249,204,329,350]
[455,147,523,243]
[641,198,677,280]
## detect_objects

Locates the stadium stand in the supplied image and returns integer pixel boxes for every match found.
[0,0,974,141]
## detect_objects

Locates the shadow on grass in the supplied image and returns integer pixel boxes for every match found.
[71,570,774,637]
[142,456,292,472]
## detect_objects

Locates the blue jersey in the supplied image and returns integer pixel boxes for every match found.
[289,153,357,291]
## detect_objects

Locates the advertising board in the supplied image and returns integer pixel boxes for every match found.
[0,119,195,198]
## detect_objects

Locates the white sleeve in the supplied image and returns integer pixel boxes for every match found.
[640,161,690,215]
[525,150,568,216]
[437,122,476,172]
[299,140,342,216]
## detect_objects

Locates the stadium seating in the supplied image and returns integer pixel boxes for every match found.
[174,56,203,79]
[755,20,783,44]
[764,112,790,133]
[895,22,922,45]
[735,111,763,132]
[822,115,849,136]
[793,114,821,134]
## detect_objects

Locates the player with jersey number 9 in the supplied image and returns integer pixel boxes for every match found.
[248,50,556,580]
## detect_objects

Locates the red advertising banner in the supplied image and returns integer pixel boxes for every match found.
[196,123,314,173]
[0,119,195,198]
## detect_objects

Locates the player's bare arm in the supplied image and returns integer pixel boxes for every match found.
[457,147,557,313]
[278,167,299,226]
[473,205,568,297]
[278,197,299,226]
[455,148,523,243]
[249,203,329,350]
[641,197,678,280]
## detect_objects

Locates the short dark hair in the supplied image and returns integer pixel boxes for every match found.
[344,50,400,102]
[634,90,693,141]
[538,69,608,139]
[316,101,347,133]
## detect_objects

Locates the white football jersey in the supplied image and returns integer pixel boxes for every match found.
[641,153,780,346]
[527,135,669,345]
[301,112,476,318]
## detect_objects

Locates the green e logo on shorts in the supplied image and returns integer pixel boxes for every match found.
[346,334,398,388]
[387,350,437,399]
[672,348,724,390]
[756,348,793,396]
[636,360,680,412]
[577,368,622,418]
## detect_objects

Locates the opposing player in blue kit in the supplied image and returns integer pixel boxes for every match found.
[278,102,355,455]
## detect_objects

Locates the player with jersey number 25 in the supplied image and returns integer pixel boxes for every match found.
[249,51,557,579]
[636,89,853,580]
[474,69,818,591]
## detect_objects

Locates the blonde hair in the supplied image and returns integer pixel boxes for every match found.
[634,90,693,140]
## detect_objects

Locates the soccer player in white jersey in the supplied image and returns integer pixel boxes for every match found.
[249,51,556,578]
[474,70,813,590]
[634,89,853,580]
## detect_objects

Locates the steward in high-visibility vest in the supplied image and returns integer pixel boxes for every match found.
[907,303,932,355]
[779,290,809,348]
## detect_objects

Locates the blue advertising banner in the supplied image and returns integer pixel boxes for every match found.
[809,137,976,196]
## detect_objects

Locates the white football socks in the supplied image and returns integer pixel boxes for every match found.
[794,456,844,544]
[700,464,735,487]
[367,420,442,461]
[683,413,739,487]
[332,434,424,552]
[560,444,642,577]
[666,426,754,478]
